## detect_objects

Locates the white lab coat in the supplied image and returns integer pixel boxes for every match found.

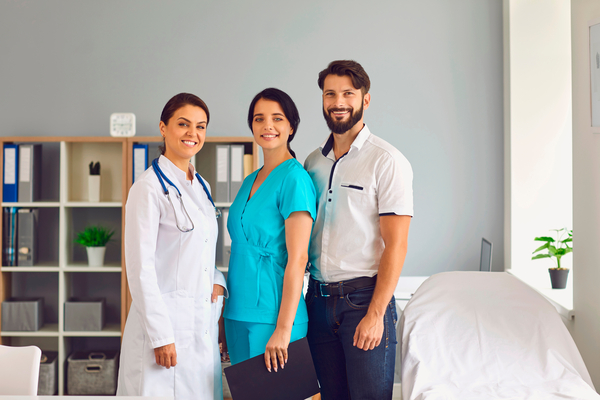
[117,155,227,400]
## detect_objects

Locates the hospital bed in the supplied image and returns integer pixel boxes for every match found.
[400,272,599,400]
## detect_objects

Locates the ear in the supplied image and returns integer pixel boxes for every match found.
[159,121,166,137]
[363,93,371,111]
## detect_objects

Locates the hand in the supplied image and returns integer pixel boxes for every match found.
[353,312,384,351]
[212,284,224,303]
[154,343,177,369]
[264,327,291,372]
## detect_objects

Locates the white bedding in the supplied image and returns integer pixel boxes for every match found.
[400,272,599,400]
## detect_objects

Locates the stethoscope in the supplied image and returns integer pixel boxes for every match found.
[152,158,221,233]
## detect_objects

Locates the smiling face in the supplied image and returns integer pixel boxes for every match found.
[322,74,370,135]
[159,104,207,169]
[251,98,294,155]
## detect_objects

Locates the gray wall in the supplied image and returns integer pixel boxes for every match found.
[0,0,504,276]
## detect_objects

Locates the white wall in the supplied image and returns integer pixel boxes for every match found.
[0,1,504,276]
[504,0,573,276]
[571,0,600,388]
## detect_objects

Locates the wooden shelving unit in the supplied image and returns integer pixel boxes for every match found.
[0,135,259,395]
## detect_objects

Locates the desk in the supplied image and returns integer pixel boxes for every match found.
[0,397,172,400]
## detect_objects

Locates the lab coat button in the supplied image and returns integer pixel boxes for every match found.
[205,239,208,243]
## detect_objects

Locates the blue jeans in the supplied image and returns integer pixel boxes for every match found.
[306,279,397,400]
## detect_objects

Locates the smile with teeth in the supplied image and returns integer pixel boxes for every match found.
[331,109,351,117]
[261,134,279,138]
[182,140,197,146]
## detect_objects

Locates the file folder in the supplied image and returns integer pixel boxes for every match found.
[215,144,230,203]
[132,143,149,183]
[229,144,244,201]
[2,207,18,266]
[17,208,38,266]
[224,337,319,400]
[18,144,42,202]
[3,144,19,202]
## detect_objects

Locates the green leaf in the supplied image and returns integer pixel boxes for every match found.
[532,254,552,260]
[74,226,115,247]
[532,243,550,254]
[562,238,572,243]
[564,247,573,255]
[534,236,555,242]
[548,245,558,256]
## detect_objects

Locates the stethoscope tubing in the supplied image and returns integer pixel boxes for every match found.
[151,158,220,233]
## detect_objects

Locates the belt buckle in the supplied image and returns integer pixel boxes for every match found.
[319,283,330,298]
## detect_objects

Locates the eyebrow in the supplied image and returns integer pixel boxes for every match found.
[253,113,285,117]
[177,117,206,124]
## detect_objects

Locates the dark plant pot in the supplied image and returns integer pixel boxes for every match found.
[548,268,569,289]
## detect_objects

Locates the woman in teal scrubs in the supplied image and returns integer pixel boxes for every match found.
[224,88,316,372]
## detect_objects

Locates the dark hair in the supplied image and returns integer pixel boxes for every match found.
[247,88,300,159]
[317,60,371,95]
[159,93,210,155]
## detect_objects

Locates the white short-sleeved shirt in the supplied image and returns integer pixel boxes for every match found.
[304,124,413,283]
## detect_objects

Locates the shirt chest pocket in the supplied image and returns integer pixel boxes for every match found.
[340,182,377,208]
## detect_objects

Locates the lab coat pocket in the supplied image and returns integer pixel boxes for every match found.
[162,291,195,349]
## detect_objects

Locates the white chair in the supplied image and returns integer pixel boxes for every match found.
[0,344,42,395]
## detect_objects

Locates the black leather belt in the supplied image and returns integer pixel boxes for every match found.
[311,275,377,297]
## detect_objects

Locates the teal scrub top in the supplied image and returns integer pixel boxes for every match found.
[224,158,317,324]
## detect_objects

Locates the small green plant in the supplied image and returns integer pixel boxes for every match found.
[532,228,572,269]
[74,226,115,247]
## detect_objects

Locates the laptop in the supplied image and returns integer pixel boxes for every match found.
[480,238,493,272]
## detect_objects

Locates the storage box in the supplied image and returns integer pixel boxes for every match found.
[67,351,118,395]
[64,298,105,331]
[1,297,44,331]
[38,351,58,395]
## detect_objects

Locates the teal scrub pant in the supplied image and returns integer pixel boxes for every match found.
[224,318,308,365]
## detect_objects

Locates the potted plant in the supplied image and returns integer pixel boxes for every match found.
[531,228,572,289]
[74,226,115,267]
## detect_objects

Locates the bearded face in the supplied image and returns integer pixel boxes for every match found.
[323,100,364,134]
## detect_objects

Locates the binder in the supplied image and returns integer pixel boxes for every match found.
[132,144,149,183]
[2,207,18,266]
[224,337,319,400]
[3,144,19,202]
[215,144,230,203]
[2,208,10,266]
[229,145,244,201]
[18,144,42,202]
[243,154,254,178]
[222,209,231,270]
[17,208,38,266]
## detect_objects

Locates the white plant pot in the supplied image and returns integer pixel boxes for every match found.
[86,246,106,267]
[88,175,101,202]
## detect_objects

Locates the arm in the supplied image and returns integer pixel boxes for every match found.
[264,211,313,372]
[353,214,411,350]
[125,181,176,368]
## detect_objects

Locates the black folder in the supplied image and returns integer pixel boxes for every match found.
[224,337,320,400]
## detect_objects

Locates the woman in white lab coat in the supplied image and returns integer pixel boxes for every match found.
[117,93,227,400]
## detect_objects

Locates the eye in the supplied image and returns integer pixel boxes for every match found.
[254,117,263,122]
[197,125,205,130]
[324,92,334,97]
[345,91,354,96]
[274,117,283,122]
[179,122,189,127]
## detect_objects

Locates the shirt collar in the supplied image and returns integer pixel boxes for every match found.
[320,124,371,159]
[158,155,196,185]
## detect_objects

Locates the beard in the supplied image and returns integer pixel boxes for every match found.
[323,102,364,134]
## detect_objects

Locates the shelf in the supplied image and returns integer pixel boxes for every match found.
[62,323,122,337]
[63,265,122,272]
[65,201,122,208]
[2,266,60,272]
[217,265,228,273]
[1,202,60,207]
[215,202,233,208]
[1,323,59,337]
